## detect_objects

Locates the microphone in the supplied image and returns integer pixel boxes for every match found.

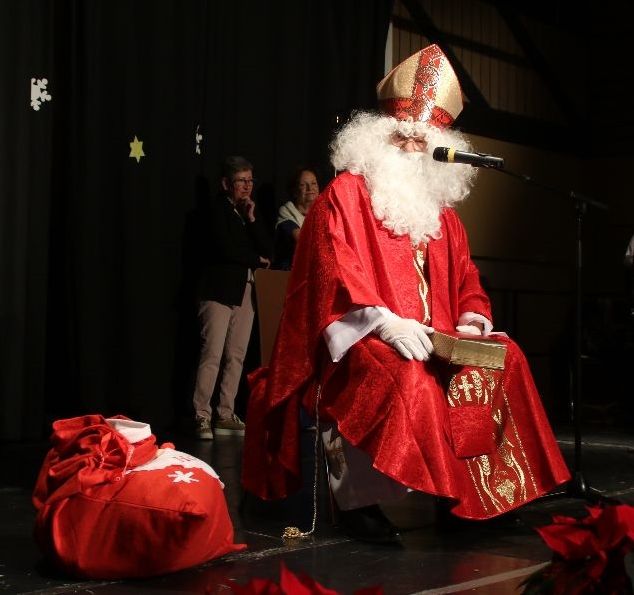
[433,147,504,169]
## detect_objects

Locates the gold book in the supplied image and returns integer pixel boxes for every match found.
[430,330,507,370]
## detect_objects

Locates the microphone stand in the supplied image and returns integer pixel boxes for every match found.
[485,164,607,501]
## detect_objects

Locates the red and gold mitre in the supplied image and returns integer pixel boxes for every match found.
[377,44,463,128]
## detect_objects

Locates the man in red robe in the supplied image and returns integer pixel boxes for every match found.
[243,45,570,543]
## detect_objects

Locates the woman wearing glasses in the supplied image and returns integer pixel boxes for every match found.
[192,156,271,440]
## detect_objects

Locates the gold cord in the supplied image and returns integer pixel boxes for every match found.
[414,248,431,325]
[282,384,321,539]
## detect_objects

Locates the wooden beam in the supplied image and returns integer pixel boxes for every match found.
[459,104,634,158]
[496,5,581,126]
[479,0,587,37]
[398,0,489,108]
[392,14,530,68]
[456,103,581,154]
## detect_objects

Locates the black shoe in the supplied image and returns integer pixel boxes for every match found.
[434,497,464,528]
[337,505,401,545]
[434,497,522,531]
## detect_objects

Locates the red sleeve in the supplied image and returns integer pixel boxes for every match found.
[266,174,389,407]
[243,174,389,500]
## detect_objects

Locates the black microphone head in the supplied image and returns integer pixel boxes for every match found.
[432,147,449,162]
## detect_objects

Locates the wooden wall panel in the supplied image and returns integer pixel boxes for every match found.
[390,0,576,125]
[388,0,634,413]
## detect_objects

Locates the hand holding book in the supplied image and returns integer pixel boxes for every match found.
[374,312,434,362]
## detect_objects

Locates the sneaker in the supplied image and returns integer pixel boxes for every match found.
[213,413,245,436]
[195,416,214,440]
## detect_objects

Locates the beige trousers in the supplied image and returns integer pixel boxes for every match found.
[322,424,409,511]
[192,282,255,421]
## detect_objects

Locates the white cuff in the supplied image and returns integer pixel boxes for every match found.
[323,306,391,362]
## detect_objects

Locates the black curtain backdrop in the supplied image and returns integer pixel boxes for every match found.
[0,0,393,441]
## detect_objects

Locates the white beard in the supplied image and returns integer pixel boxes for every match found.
[330,112,477,246]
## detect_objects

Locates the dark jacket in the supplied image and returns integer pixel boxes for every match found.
[195,193,272,306]
[272,219,300,270]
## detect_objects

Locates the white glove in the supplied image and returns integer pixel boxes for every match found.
[374,312,434,361]
[456,324,482,336]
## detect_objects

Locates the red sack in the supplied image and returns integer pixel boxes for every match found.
[33,415,245,579]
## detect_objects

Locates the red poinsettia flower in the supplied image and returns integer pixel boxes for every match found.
[230,562,383,595]
[536,504,634,579]
[521,503,634,594]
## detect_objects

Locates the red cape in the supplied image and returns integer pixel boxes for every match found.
[243,172,569,518]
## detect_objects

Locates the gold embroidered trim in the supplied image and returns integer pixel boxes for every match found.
[413,248,431,324]
[453,368,535,514]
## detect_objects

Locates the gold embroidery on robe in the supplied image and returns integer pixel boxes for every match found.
[413,248,431,324]
[501,385,538,495]
[447,368,489,407]
[447,367,535,514]
[413,245,535,515]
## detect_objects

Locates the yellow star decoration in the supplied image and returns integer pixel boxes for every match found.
[129,135,145,163]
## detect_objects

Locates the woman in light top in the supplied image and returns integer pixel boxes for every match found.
[272,166,320,270]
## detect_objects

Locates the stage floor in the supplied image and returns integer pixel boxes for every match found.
[2,426,634,594]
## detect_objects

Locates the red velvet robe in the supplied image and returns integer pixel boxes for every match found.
[243,172,570,519]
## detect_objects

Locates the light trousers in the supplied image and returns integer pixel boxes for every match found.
[192,282,254,421]
[322,424,409,511]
